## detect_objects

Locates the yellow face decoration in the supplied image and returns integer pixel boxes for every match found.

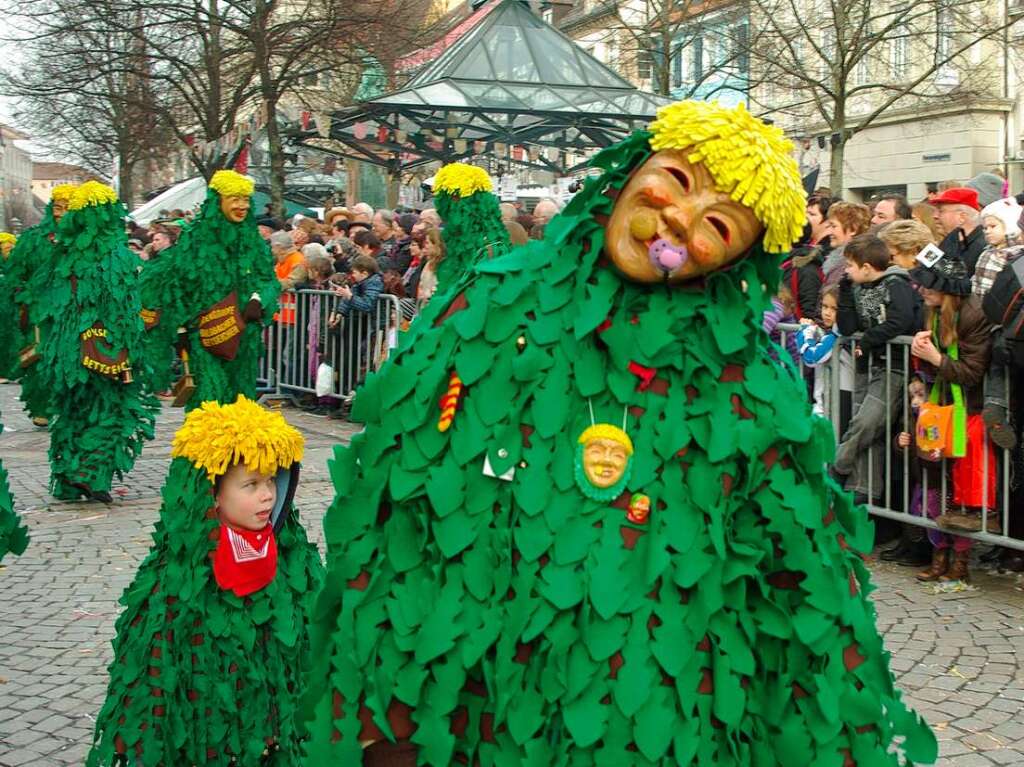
[0,241,14,258]
[220,194,251,223]
[575,424,634,501]
[51,199,69,224]
[604,150,763,284]
[583,438,630,489]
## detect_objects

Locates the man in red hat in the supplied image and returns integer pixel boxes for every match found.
[932,186,985,275]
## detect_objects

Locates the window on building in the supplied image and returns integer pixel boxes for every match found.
[890,35,907,79]
[734,23,749,73]
[542,7,553,22]
[935,5,959,84]
[637,45,654,80]
[854,55,869,85]
[820,29,835,79]
[693,36,704,81]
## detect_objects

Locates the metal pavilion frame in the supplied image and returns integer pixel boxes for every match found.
[288,0,670,176]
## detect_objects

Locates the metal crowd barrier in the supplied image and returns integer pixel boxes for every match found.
[266,289,402,402]
[254,300,1019,551]
[777,322,1020,551]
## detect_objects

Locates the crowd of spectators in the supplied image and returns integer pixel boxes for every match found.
[777,172,1024,581]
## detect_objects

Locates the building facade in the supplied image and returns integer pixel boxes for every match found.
[556,0,1024,201]
[0,125,36,231]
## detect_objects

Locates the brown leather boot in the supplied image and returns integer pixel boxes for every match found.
[916,548,949,581]
[940,550,970,583]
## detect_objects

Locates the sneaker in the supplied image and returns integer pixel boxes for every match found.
[983,404,1017,451]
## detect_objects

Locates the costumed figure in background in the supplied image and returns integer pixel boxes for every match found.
[431,163,511,293]
[0,412,29,564]
[38,181,158,502]
[0,234,28,561]
[0,232,19,380]
[301,101,936,767]
[86,397,323,766]
[1,184,77,425]
[139,170,279,410]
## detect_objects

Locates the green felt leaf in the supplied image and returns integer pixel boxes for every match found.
[562,679,609,748]
[426,455,465,518]
[432,509,479,558]
[634,687,675,761]
[455,337,499,385]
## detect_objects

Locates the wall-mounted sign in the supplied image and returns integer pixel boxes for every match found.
[922,153,952,163]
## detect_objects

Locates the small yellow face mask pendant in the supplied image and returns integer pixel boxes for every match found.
[574,424,633,502]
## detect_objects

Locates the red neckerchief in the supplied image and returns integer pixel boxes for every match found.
[212,524,278,597]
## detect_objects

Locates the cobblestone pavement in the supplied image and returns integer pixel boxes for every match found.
[2,383,1024,766]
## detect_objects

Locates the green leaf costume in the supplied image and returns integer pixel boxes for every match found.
[38,182,159,500]
[87,397,324,766]
[0,413,29,563]
[302,104,936,767]
[139,171,280,409]
[0,232,20,379]
[431,164,511,293]
[1,196,71,420]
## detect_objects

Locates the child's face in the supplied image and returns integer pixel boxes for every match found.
[820,294,837,328]
[844,258,876,284]
[982,216,1007,246]
[351,269,369,283]
[604,150,763,284]
[908,380,927,410]
[216,463,276,532]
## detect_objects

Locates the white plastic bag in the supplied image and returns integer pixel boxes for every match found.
[315,362,334,397]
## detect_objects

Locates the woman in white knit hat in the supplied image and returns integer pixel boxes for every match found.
[974,196,1023,449]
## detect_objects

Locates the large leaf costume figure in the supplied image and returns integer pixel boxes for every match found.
[0,185,77,421]
[139,170,279,409]
[87,397,324,766]
[431,163,511,292]
[301,101,936,767]
[37,182,158,501]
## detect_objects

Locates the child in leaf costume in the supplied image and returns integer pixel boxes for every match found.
[1,185,77,424]
[39,182,158,502]
[87,397,324,766]
[302,101,936,767]
[139,170,280,409]
[431,163,511,293]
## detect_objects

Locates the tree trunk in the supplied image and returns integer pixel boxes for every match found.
[386,170,400,209]
[265,97,287,219]
[118,154,136,210]
[828,137,845,196]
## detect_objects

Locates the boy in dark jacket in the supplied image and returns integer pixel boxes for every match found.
[833,234,923,501]
[327,254,387,410]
